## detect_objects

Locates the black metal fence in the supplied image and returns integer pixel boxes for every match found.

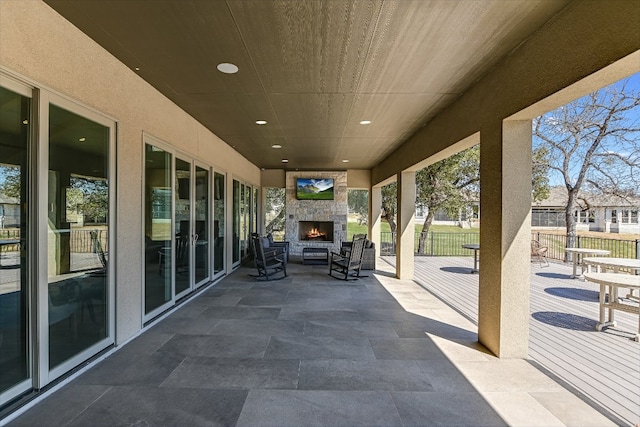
[380,230,640,260]
[0,228,108,253]
[533,232,638,261]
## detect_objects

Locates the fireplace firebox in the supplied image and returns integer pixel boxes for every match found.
[298,221,334,242]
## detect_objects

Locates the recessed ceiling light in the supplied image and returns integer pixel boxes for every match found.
[78,137,86,142]
[271,144,282,149]
[135,67,140,71]
[217,62,239,74]
[342,159,349,163]
[256,120,267,125]
[22,119,28,125]
[359,120,371,125]
[281,159,289,163]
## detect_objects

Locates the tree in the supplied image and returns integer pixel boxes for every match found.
[415,145,480,253]
[380,182,397,234]
[347,189,368,225]
[532,146,551,202]
[383,143,550,255]
[533,78,640,253]
[265,187,285,233]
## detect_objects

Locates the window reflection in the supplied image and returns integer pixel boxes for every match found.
[0,86,30,397]
[144,145,172,314]
[47,104,109,369]
[213,172,225,274]
[194,166,209,285]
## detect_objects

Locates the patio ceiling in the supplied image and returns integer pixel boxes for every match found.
[44,0,569,170]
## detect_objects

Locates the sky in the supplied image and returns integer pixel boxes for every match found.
[533,71,640,188]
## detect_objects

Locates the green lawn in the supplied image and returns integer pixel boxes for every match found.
[347,222,479,255]
[346,222,478,240]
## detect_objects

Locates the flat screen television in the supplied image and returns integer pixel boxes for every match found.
[296,178,334,200]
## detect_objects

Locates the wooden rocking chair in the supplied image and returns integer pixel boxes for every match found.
[251,234,287,281]
[329,236,366,280]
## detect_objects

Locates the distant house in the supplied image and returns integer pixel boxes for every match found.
[415,203,480,228]
[415,187,639,234]
[532,187,640,234]
[0,193,20,228]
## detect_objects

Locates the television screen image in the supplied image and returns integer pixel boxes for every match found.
[296,178,334,200]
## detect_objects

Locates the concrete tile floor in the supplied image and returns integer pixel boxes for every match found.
[5,259,617,427]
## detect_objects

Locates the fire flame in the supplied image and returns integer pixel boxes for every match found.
[306,227,326,239]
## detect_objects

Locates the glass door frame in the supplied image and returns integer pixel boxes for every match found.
[231,177,256,268]
[142,137,214,322]
[193,161,211,289]
[174,153,193,300]
[142,135,175,322]
[0,74,34,406]
[212,169,226,280]
[36,91,116,387]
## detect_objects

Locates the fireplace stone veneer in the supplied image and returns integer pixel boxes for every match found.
[285,171,348,256]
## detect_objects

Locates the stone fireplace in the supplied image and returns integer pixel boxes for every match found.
[285,171,347,256]
[298,221,334,242]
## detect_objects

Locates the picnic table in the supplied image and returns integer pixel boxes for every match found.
[583,257,640,274]
[564,247,610,278]
[583,272,640,342]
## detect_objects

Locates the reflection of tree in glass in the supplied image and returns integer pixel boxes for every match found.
[151,188,171,219]
[0,165,21,198]
[69,176,108,223]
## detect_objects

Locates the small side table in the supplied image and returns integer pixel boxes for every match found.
[461,244,480,273]
[302,247,329,265]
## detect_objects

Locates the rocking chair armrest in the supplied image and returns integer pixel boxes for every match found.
[264,249,279,258]
[330,251,347,262]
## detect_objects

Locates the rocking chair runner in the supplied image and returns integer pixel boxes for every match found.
[329,237,366,280]
[251,235,287,281]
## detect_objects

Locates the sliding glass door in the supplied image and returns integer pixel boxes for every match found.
[144,140,213,320]
[1,76,116,403]
[0,84,31,404]
[144,143,173,316]
[213,172,225,278]
[46,99,114,379]
[174,157,191,297]
[194,164,209,287]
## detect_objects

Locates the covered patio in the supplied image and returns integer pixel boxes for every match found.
[6,259,616,427]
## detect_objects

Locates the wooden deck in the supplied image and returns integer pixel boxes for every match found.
[381,256,640,427]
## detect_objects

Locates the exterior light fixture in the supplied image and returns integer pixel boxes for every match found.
[78,137,86,142]
[271,144,282,149]
[217,63,239,74]
[281,159,289,163]
[359,120,371,125]
[256,120,267,125]
[342,159,349,163]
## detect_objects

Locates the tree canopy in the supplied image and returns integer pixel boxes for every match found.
[533,76,640,249]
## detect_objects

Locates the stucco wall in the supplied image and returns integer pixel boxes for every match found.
[0,1,260,343]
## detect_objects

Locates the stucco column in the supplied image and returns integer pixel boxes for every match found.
[396,171,415,279]
[369,185,382,253]
[479,120,532,358]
